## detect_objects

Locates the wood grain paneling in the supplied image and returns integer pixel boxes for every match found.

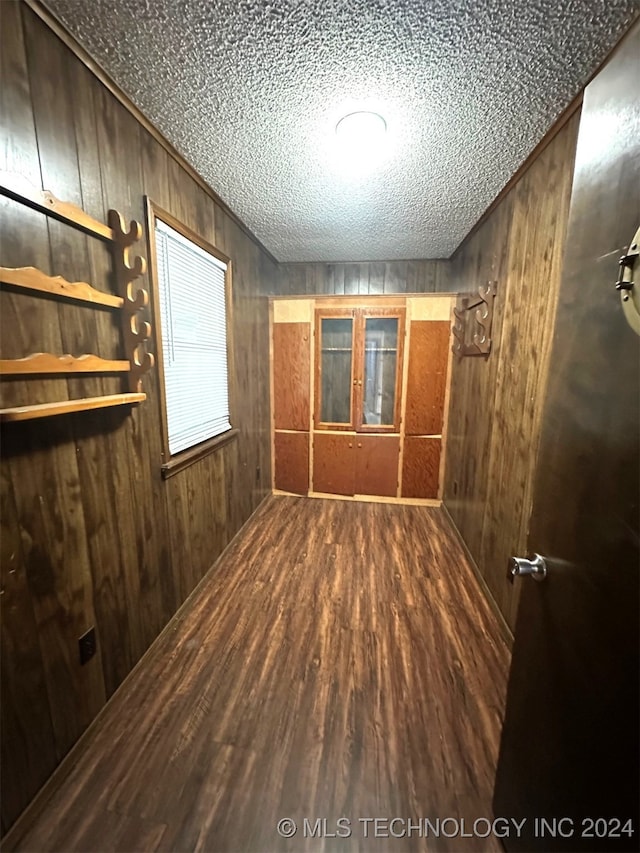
[405,320,450,435]
[0,463,57,830]
[278,259,451,296]
[274,431,309,495]
[355,435,400,496]
[312,432,355,495]
[4,496,510,853]
[272,323,310,430]
[0,2,276,832]
[443,111,581,632]
[402,436,441,498]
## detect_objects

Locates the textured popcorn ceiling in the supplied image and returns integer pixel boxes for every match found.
[46,0,638,261]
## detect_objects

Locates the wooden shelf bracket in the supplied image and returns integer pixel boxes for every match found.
[452,281,497,357]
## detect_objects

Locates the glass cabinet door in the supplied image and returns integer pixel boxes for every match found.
[315,307,404,432]
[361,317,399,427]
[318,316,354,426]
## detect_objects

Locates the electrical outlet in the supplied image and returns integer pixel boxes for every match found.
[79,626,97,665]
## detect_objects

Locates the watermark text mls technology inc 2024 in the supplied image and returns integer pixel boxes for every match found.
[276,815,635,841]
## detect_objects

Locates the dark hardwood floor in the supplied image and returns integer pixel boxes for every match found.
[5,496,511,853]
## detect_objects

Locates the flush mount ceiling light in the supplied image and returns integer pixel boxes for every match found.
[333,111,389,176]
[335,110,387,141]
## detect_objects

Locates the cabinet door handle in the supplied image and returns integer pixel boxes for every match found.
[357,442,362,448]
[348,442,353,448]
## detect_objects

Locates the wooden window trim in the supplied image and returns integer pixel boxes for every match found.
[160,429,239,479]
[144,197,237,474]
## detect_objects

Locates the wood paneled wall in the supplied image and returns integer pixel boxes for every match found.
[443,111,581,633]
[278,259,450,295]
[0,1,276,831]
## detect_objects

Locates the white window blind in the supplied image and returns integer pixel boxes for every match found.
[154,218,231,455]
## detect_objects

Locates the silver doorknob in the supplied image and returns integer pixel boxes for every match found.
[509,553,547,582]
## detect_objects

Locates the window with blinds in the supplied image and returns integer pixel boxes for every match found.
[153,216,231,456]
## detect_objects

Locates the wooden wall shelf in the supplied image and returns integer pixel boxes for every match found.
[0,175,153,421]
[0,393,146,423]
[0,171,113,241]
[0,266,124,308]
[0,353,130,375]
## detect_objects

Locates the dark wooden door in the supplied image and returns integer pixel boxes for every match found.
[493,24,639,852]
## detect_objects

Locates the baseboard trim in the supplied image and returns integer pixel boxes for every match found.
[273,489,442,507]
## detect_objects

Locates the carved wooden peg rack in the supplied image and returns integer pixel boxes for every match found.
[452,281,497,357]
[0,173,154,422]
[108,210,154,393]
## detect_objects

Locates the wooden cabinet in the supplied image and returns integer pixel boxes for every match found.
[312,433,400,497]
[271,295,453,503]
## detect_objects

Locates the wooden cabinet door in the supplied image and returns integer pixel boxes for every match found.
[274,431,309,495]
[401,436,441,498]
[315,310,355,430]
[315,307,405,434]
[312,433,355,495]
[273,322,310,430]
[356,309,405,433]
[355,435,399,497]
[405,320,450,435]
